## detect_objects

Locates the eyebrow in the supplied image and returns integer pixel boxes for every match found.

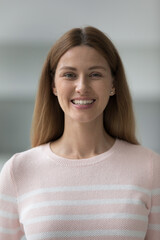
[59,66,107,71]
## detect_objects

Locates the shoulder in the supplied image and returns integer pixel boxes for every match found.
[1,143,49,175]
[117,138,160,163]
[116,139,160,185]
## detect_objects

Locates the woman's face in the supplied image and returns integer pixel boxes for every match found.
[53,45,115,123]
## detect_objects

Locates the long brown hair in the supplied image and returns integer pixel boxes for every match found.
[31,26,139,147]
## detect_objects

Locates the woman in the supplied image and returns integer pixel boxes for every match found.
[0,26,160,240]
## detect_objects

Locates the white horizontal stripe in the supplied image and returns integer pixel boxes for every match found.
[0,193,17,203]
[24,229,145,239]
[21,198,145,218]
[0,226,21,234]
[24,213,147,225]
[18,184,151,201]
[152,188,160,196]
[149,224,160,231]
[151,206,160,213]
[0,210,18,219]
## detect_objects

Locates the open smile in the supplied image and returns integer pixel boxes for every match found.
[71,99,96,105]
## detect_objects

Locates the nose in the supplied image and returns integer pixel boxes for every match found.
[75,75,90,94]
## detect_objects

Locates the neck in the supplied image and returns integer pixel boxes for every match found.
[51,116,115,159]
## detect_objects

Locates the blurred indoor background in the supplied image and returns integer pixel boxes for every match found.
[0,0,160,170]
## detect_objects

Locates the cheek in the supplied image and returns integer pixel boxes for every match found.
[55,82,72,107]
[96,83,111,96]
[58,84,72,97]
[96,84,111,106]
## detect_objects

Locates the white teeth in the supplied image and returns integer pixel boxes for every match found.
[72,100,95,105]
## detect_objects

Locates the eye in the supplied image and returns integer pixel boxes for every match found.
[89,72,103,79]
[63,72,76,79]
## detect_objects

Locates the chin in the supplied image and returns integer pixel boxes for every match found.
[70,113,103,124]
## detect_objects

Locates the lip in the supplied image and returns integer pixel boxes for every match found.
[71,98,96,109]
[71,97,96,101]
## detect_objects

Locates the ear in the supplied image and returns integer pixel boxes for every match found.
[52,87,57,96]
[110,90,115,96]
[110,85,116,96]
[52,80,57,96]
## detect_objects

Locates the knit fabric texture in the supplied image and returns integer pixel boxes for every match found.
[0,139,160,240]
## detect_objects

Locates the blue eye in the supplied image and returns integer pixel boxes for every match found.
[64,73,76,79]
[90,72,102,78]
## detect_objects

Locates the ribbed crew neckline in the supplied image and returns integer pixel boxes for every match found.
[43,138,120,166]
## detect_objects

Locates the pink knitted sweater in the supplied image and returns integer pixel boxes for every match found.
[0,139,160,240]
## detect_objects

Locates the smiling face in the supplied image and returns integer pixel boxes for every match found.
[53,45,115,124]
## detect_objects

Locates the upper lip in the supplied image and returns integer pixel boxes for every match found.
[71,97,96,101]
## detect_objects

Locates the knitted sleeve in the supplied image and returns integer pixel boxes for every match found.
[0,156,24,240]
[145,151,160,239]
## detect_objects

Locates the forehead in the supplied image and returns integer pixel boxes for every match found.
[56,45,109,69]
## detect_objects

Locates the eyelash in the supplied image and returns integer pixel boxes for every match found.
[63,72,103,79]
[63,73,76,79]
[90,72,103,78]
